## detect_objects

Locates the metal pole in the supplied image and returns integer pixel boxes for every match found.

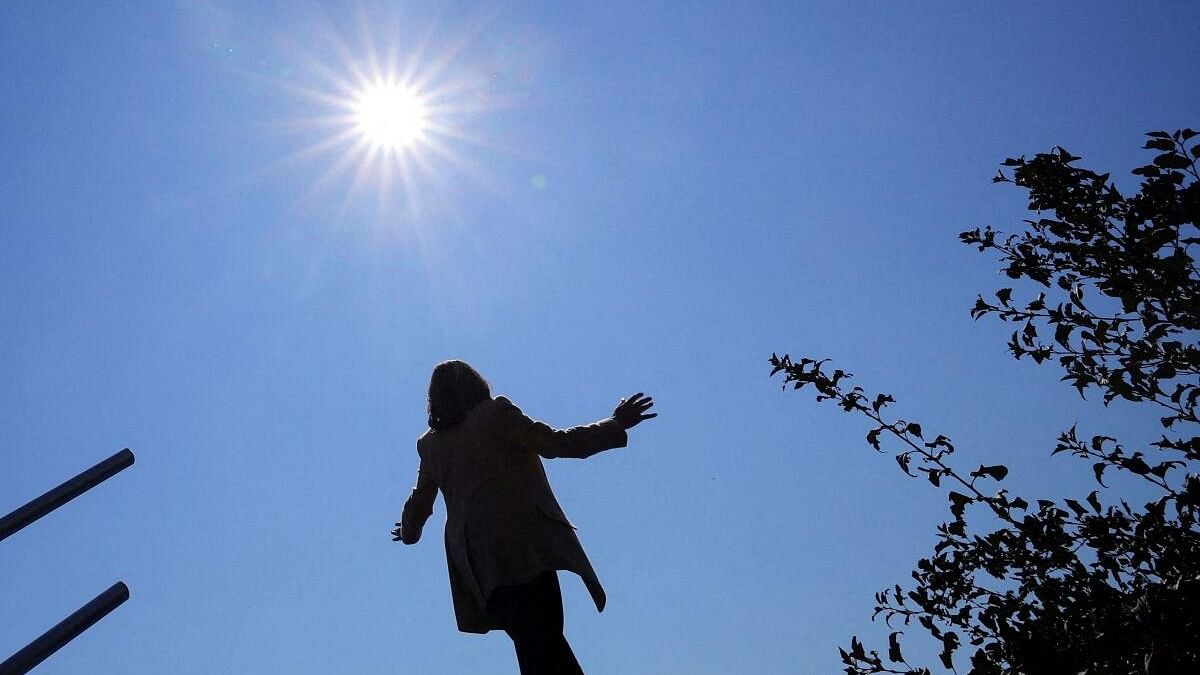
[0,581,130,675]
[0,449,135,543]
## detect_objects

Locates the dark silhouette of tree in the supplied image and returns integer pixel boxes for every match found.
[771,129,1200,675]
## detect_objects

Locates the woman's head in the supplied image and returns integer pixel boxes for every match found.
[427,360,492,431]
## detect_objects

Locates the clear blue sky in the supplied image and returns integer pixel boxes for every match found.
[2,2,1197,672]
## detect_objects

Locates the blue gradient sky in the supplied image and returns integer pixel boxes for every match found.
[2,2,1197,672]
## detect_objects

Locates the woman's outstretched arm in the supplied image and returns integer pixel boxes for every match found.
[497,393,655,459]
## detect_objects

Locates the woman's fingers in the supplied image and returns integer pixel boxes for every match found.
[637,396,655,421]
[624,394,653,409]
[615,392,656,428]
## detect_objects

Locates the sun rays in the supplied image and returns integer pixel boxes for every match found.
[266,11,509,232]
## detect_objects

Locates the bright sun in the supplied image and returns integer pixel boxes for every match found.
[277,21,498,223]
[353,83,430,150]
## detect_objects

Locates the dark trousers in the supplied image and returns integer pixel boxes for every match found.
[486,571,585,675]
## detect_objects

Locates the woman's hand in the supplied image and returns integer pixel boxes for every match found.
[613,392,657,429]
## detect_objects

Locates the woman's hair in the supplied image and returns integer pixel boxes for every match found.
[427,360,492,431]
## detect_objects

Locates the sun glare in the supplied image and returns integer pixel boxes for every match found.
[354,83,429,150]
[270,15,512,227]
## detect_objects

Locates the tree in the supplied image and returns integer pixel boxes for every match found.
[771,129,1200,674]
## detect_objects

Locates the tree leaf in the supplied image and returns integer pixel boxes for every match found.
[1153,152,1191,169]
[867,428,882,451]
[1121,456,1151,475]
[970,464,1009,481]
[1063,498,1087,517]
[948,491,973,520]
[939,631,959,669]
[888,631,904,663]
[872,394,895,413]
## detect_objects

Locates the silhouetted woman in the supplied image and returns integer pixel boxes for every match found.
[393,360,656,675]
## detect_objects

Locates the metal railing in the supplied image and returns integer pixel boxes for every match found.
[1,448,134,675]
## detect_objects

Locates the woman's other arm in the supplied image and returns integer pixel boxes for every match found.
[392,447,437,544]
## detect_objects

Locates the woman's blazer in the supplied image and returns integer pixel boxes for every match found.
[399,395,628,634]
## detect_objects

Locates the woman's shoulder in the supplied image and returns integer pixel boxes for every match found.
[421,397,513,443]
[470,396,524,433]
[489,395,530,421]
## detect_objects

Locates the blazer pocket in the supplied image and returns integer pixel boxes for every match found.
[536,505,577,530]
